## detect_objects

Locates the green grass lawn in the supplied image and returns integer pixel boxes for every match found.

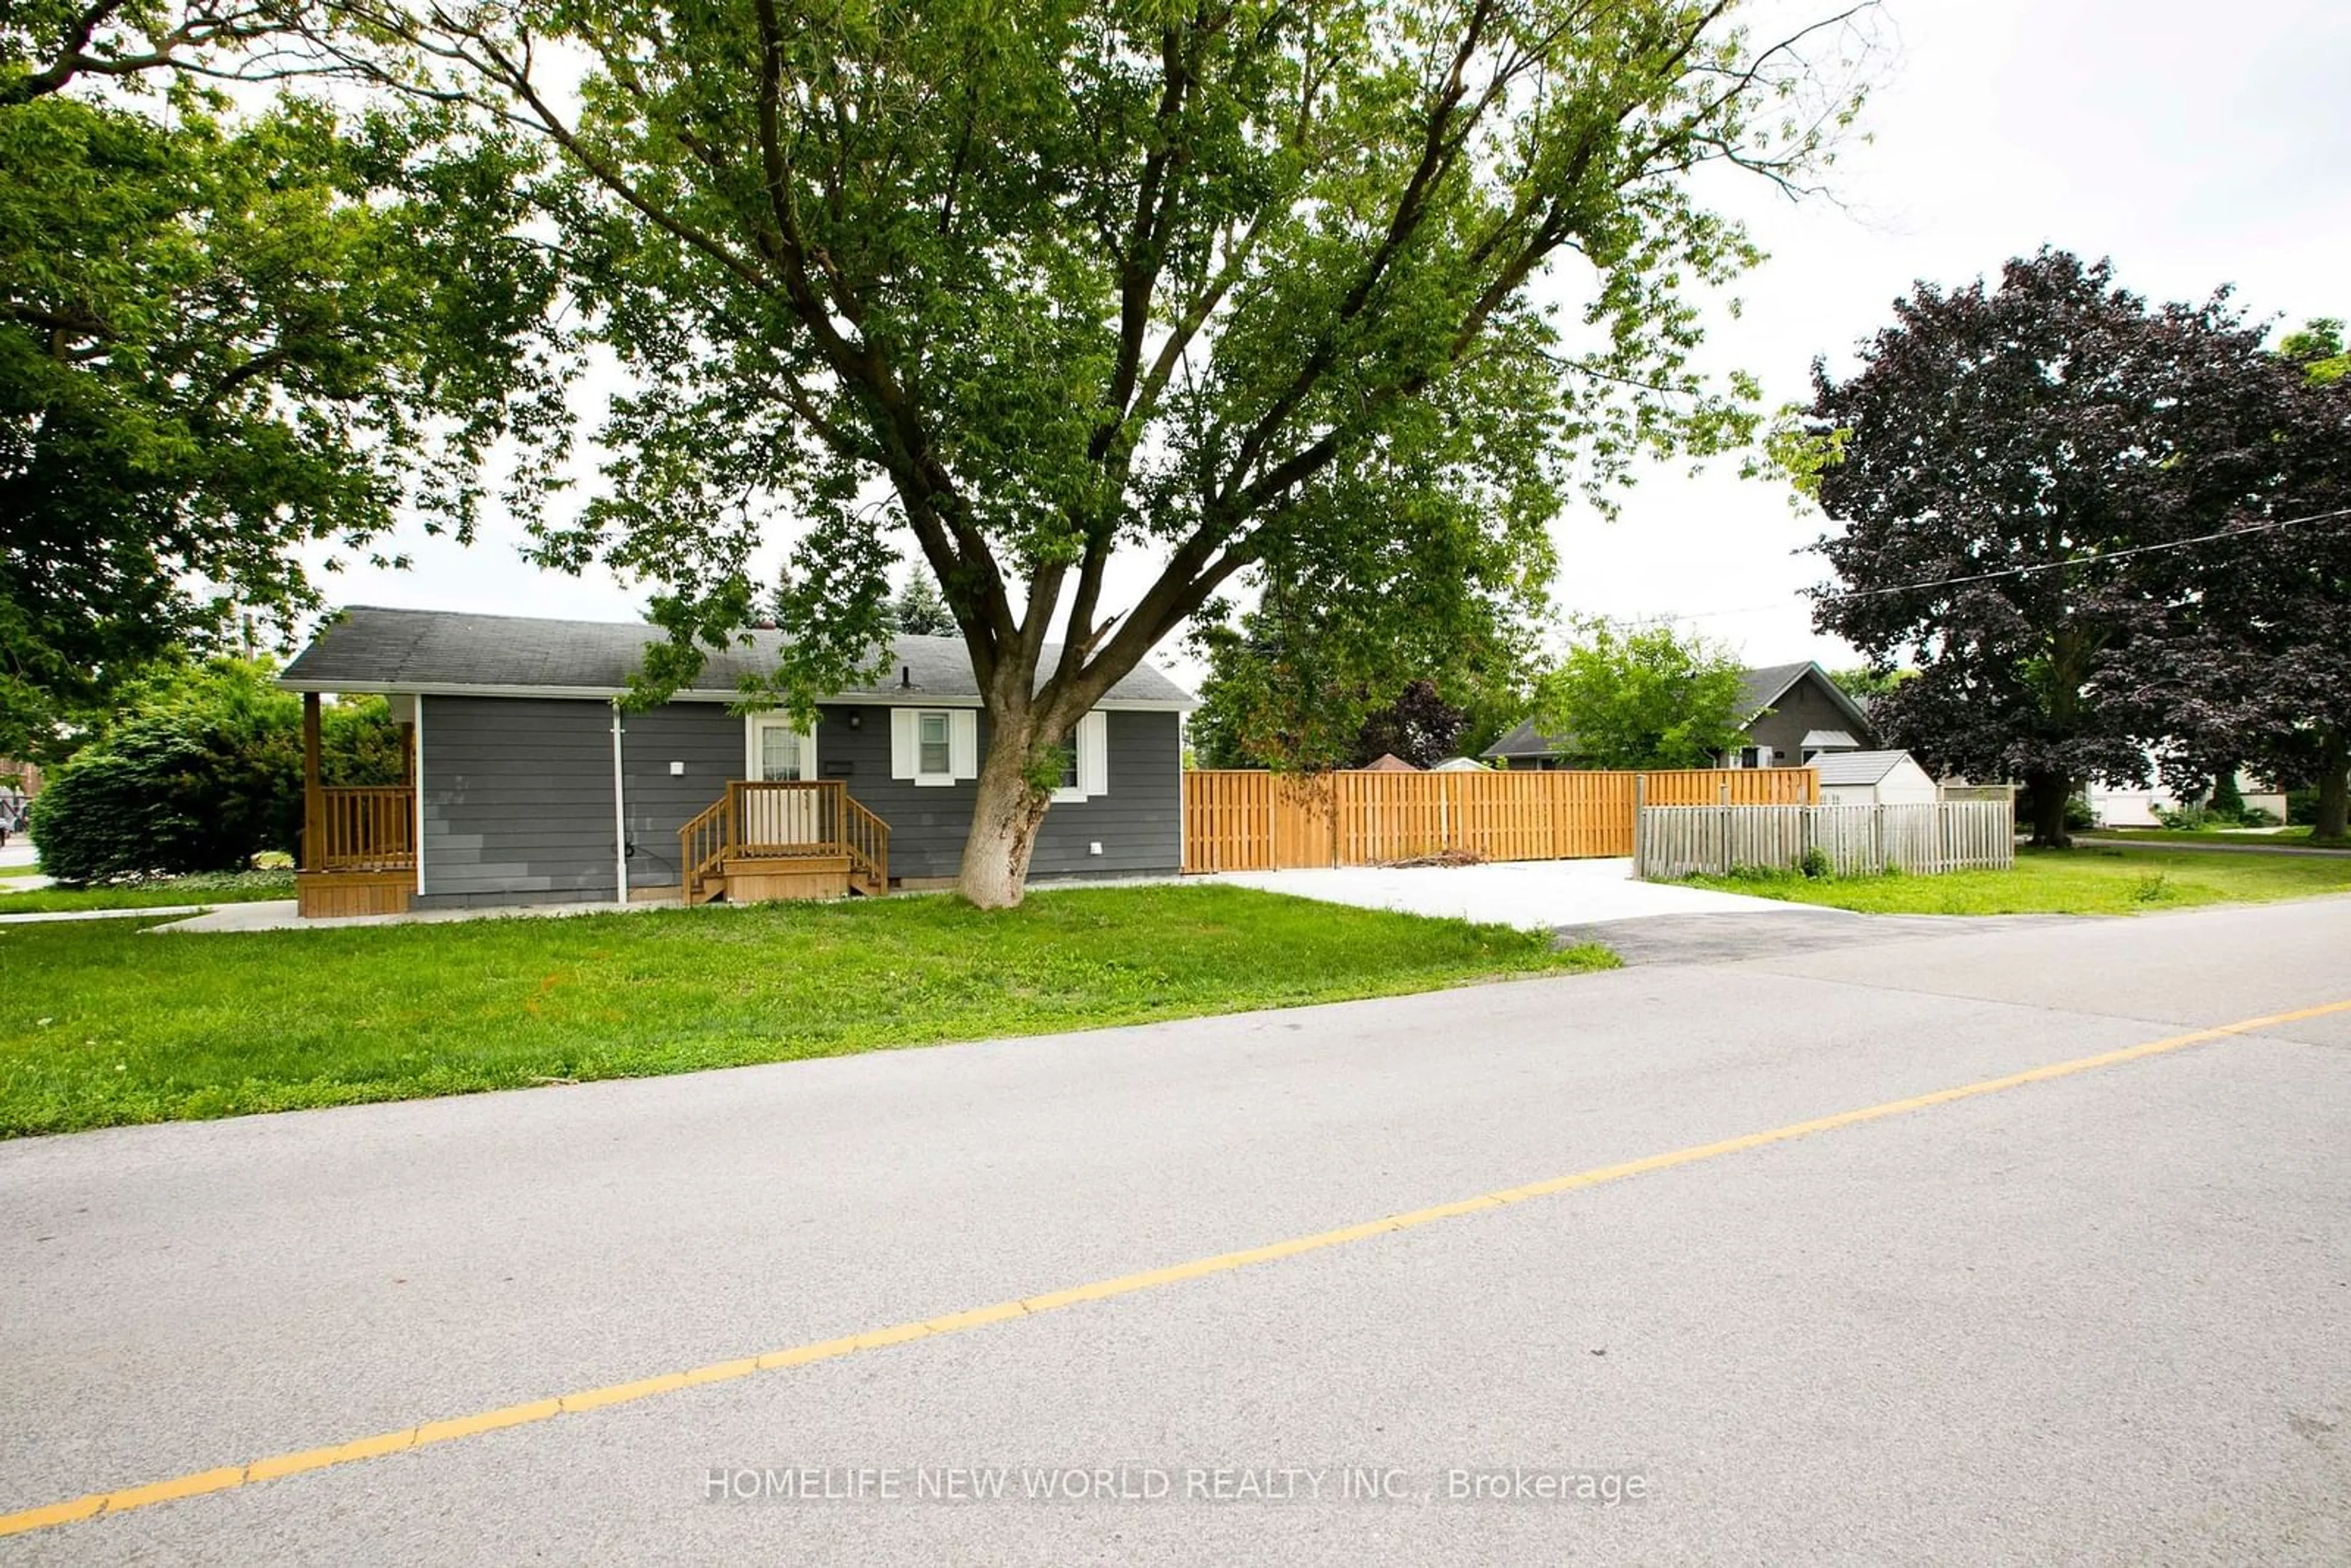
[1682,845,2351,917]
[0,869,296,915]
[0,883,1613,1138]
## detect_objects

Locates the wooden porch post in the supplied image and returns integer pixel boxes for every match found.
[302,692,323,872]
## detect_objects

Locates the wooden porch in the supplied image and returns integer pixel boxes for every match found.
[296,692,418,918]
[679,780,890,905]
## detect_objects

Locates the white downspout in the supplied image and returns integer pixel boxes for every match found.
[611,702,629,907]
[413,694,427,897]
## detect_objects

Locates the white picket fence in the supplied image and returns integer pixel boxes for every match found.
[1635,800,2016,879]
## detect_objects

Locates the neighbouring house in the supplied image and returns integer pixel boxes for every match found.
[279,606,1194,918]
[1429,756,1490,772]
[1812,749,1939,806]
[1360,753,1420,773]
[2087,767,2290,828]
[1481,661,1878,771]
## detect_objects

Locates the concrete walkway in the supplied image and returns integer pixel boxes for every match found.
[159,896,680,934]
[1218,857,1807,930]
[2075,833,2350,858]
[0,904,209,926]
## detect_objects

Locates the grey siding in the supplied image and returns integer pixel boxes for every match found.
[1031,710,1183,877]
[1745,673,1875,765]
[813,705,1183,882]
[618,703,742,891]
[812,705,966,880]
[414,696,1183,903]
[419,696,617,906]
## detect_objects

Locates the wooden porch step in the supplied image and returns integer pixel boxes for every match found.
[717,853,852,904]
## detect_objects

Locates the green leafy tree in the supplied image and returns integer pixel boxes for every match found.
[1826,665,1910,703]
[310,0,1875,904]
[887,576,958,638]
[1530,620,1749,769]
[1187,558,1537,771]
[2278,318,2347,386]
[1,10,571,761]
[26,659,400,882]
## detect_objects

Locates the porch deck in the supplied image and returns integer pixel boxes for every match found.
[296,692,419,918]
[680,780,890,904]
[293,689,893,915]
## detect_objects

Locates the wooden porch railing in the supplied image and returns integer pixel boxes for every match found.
[841,794,890,890]
[678,781,888,903]
[313,785,416,871]
[679,792,734,904]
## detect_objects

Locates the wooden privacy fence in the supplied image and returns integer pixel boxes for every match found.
[1182,767,1818,872]
[1633,800,2016,880]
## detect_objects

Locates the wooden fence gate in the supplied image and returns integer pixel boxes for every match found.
[1180,767,1819,872]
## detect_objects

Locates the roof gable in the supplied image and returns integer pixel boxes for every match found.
[1481,661,1877,760]
[1738,661,1876,737]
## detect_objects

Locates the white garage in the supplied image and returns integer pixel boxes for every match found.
[1813,749,1940,806]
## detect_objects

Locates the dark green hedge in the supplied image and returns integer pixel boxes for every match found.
[27,662,400,885]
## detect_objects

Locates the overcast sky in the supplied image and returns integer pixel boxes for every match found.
[307,0,2351,685]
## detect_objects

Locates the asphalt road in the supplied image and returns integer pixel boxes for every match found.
[4,896,2349,1565]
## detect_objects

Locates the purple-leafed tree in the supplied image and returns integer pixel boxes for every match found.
[1804,250,2282,846]
[2107,321,2351,841]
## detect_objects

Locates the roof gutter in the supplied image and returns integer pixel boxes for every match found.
[273,678,1195,713]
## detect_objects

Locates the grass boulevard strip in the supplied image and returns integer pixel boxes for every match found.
[1681,844,2351,916]
[7,993,2347,1542]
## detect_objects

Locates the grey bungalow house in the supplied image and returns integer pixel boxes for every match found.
[279,607,1193,917]
[1482,661,1877,772]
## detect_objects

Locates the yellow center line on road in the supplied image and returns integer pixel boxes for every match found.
[7,995,2349,1541]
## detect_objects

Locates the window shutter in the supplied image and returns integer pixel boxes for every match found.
[949,710,978,779]
[1078,711,1109,797]
[891,709,917,779]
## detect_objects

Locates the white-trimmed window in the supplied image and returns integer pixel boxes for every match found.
[747,715,817,780]
[1053,711,1109,803]
[918,711,951,777]
[891,708,978,787]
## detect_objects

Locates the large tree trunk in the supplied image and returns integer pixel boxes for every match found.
[2315,729,2350,844]
[2025,768,2075,849]
[956,718,1054,909]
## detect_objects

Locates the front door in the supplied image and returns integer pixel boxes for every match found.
[746,716,820,847]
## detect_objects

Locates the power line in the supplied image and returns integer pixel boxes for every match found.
[1579,504,2351,628]
[1818,504,2351,604]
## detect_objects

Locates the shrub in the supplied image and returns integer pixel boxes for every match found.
[28,661,400,885]
[2159,800,2283,830]
[1798,846,1832,879]
[2286,789,2319,827]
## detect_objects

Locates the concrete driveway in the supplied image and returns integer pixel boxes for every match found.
[1217,856,1813,929]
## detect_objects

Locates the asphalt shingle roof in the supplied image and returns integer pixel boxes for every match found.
[280,606,1195,706]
